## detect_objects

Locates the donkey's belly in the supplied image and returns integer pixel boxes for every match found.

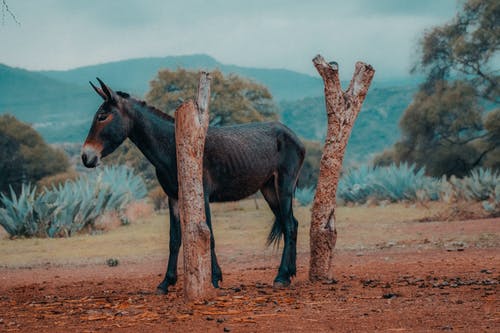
[208,172,271,203]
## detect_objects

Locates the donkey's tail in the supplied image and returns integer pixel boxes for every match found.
[267,217,283,248]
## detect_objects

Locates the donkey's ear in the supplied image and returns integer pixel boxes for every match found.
[89,81,107,100]
[96,77,116,101]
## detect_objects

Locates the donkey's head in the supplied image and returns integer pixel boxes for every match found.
[81,78,132,168]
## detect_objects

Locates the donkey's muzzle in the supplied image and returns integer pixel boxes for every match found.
[81,146,100,168]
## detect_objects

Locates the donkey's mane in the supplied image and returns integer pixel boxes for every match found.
[117,91,175,123]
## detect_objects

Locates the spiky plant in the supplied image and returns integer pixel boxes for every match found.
[449,168,500,201]
[0,166,147,238]
[338,163,442,204]
[295,186,315,206]
[0,184,38,237]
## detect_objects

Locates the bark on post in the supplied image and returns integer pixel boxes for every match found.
[175,72,215,301]
[309,55,375,281]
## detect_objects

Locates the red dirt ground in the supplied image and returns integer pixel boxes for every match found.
[1,219,499,332]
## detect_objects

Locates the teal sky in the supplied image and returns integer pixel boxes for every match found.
[0,0,458,78]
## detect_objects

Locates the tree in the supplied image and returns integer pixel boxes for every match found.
[175,72,214,301]
[309,56,375,281]
[0,115,70,194]
[480,108,500,169]
[146,69,278,126]
[415,0,499,103]
[0,131,23,193]
[377,0,499,176]
[1,0,19,25]
[394,81,486,176]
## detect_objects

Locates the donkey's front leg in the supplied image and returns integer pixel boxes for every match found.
[157,197,181,294]
[205,197,222,288]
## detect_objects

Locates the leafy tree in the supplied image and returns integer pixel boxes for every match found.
[480,108,500,169]
[376,0,499,177]
[397,82,486,176]
[146,69,278,125]
[0,115,70,194]
[415,0,499,103]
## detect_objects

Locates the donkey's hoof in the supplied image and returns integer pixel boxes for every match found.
[212,278,223,289]
[273,280,291,289]
[156,287,168,295]
[212,275,222,289]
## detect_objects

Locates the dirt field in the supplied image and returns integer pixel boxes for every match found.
[0,201,499,332]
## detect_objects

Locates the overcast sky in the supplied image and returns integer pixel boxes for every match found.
[0,0,458,78]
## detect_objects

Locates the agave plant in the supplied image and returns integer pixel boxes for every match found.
[446,168,500,215]
[337,165,375,203]
[449,168,500,201]
[100,165,148,202]
[0,184,38,237]
[338,163,442,203]
[0,166,147,238]
[371,163,441,202]
[295,186,315,206]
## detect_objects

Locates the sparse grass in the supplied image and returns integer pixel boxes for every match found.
[0,199,497,269]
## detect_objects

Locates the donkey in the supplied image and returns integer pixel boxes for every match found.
[81,78,305,293]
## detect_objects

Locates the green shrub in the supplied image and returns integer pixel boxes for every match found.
[0,166,147,238]
[0,114,70,195]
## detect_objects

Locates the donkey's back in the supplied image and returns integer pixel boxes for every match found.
[204,121,305,202]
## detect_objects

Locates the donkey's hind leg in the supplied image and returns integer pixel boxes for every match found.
[205,197,223,288]
[261,176,281,244]
[275,134,303,287]
[157,197,181,294]
[274,176,298,287]
[261,174,298,288]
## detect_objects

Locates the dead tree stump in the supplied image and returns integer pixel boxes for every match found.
[309,55,375,281]
[175,72,215,301]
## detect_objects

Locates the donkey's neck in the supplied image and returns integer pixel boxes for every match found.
[126,101,177,173]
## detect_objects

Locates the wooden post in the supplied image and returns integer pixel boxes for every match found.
[309,55,375,281]
[175,72,215,301]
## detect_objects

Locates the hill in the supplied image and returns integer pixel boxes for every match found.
[280,84,417,165]
[39,54,323,101]
[0,64,99,143]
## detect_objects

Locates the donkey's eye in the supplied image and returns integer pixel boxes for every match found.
[97,113,108,122]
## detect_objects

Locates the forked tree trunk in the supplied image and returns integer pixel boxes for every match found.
[175,72,215,301]
[309,55,375,281]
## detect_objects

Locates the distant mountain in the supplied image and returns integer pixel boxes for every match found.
[39,54,323,101]
[0,64,99,143]
[280,84,417,165]
[1,56,420,165]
